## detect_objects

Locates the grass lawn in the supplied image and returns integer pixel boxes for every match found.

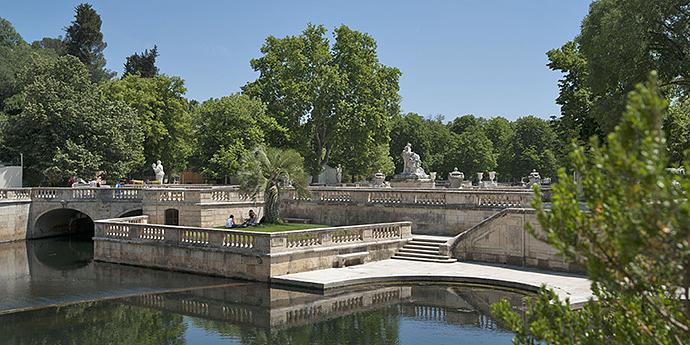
[214,223,330,233]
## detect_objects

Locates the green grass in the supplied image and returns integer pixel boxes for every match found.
[214,223,330,233]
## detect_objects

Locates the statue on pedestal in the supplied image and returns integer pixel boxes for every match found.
[152,160,165,184]
[399,143,429,179]
[336,164,343,184]
[371,171,390,188]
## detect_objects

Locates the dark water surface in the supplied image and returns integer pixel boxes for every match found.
[0,236,523,345]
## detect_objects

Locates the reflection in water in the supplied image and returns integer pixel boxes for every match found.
[0,283,524,345]
[0,235,234,313]
[0,237,524,344]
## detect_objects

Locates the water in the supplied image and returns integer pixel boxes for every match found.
[0,236,525,345]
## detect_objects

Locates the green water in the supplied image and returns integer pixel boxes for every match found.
[0,236,524,344]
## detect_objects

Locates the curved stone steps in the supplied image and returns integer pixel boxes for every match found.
[392,236,456,263]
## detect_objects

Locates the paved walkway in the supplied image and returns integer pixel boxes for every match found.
[272,260,593,307]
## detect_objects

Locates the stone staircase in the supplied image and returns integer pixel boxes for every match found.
[392,235,456,263]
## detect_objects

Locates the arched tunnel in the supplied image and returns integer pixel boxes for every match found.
[33,208,95,239]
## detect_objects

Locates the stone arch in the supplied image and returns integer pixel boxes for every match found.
[164,208,179,225]
[118,208,144,218]
[33,208,95,238]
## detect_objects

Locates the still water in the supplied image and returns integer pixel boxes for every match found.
[0,236,524,345]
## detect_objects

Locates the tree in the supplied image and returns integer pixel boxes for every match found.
[0,18,31,106]
[64,3,115,83]
[442,131,497,181]
[578,0,690,132]
[505,116,558,180]
[123,46,159,78]
[100,74,192,175]
[238,147,308,224]
[191,94,284,182]
[243,24,400,180]
[492,74,690,344]
[664,100,690,164]
[2,55,143,185]
[447,114,486,136]
[484,116,513,181]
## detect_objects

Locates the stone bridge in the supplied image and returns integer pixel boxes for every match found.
[0,186,262,242]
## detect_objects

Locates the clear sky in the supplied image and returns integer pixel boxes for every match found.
[3,0,592,121]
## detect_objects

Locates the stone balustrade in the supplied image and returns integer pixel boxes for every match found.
[0,188,31,201]
[284,187,533,208]
[95,215,411,257]
[26,187,144,202]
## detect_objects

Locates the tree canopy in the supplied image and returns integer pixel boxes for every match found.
[64,3,114,83]
[100,74,192,175]
[243,24,400,180]
[2,55,143,185]
[123,46,159,78]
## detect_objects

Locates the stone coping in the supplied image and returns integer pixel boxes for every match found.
[271,260,593,308]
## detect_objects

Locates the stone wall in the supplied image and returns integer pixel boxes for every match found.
[93,217,412,281]
[0,201,30,242]
[451,208,581,272]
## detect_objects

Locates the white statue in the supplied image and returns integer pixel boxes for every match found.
[371,171,390,188]
[336,164,343,184]
[400,143,429,179]
[152,160,165,184]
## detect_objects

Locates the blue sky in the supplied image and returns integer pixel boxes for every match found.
[3,0,591,120]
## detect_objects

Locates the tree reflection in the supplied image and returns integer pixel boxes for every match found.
[0,302,186,345]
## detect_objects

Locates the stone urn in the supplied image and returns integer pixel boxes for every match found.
[372,172,387,188]
[488,171,497,187]
[476,172,484,187]
[528,169,541,186]
[448,168,464,189]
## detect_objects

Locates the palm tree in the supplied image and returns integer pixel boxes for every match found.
[238,147,308,224]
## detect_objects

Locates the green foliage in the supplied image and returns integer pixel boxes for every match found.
[100,74,192,174]
[664,100,690,164]
[192,94,283,181]
[64,3,114,83]
[244,24,400,179]
[123,46,159,78]
[578,0,690,133]
[238,147,308,223]
[0,18,32,106]
[2,55,144,185]
[448,114,486,135]
[492,74,690,344]
[443,130,497,181]
[504,116,558,181]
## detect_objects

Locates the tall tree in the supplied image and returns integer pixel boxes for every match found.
[243,24,400,180]
[64,3,114,83]
[447,114,486,136]
[389,113,453,177]
[100,74,192,175]
[492,73,690,345]
[191,94,285,182]
[578,0,690,132]
[0,18,30,106]
[123,46,159,78]
[2,55,143,185]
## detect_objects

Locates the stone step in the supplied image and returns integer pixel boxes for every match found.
[393,251,452,260]
[398,247,440,255]
[410,235,451,243]
[407,240,444,248]
[391,255,456,263]
[403,244,443,251]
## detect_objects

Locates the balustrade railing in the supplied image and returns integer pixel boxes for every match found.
[0,188,30,200]
[284,187,533,208]
[95,216,411,255]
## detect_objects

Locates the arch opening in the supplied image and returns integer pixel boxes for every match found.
[164,208,179,226]
[34,208,95,239]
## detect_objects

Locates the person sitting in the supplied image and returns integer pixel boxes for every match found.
[225,215,236,228]
[243,210,259,227]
